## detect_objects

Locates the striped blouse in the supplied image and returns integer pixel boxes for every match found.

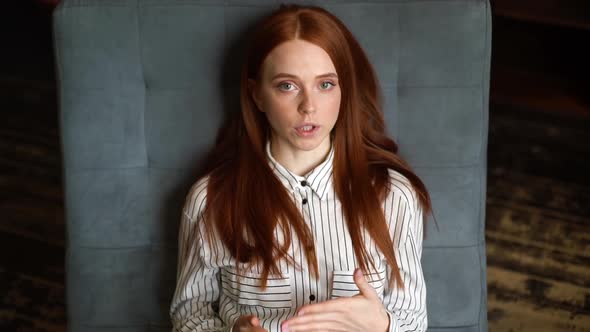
[169,141,427,332]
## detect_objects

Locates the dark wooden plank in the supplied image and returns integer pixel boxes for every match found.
[0,268,65,332]
[488,266,590,331]
[491,0,590,30]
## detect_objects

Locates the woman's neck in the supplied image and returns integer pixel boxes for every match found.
[270,137,331,177]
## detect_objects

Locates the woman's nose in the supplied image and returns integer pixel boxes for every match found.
[298,90,316,114]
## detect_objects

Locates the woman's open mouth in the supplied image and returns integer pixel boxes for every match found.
[295,125,320,137]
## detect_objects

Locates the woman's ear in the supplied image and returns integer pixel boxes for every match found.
[248,78,264,112]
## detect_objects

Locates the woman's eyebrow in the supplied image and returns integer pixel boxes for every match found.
[271,72,338,80]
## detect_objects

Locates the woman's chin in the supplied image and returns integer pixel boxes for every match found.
[290,136,330,152]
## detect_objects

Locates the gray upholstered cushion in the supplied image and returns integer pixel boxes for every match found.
[52,0,491,331]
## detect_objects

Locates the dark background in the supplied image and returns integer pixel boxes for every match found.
[0,0,588,331]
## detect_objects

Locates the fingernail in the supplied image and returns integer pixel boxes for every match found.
[298,310,305,316]
[282,323,290,332]
[355,268,362,277]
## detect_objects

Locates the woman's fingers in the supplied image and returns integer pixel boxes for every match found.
[250,316,261,326]
[282,281,389,331]
[352,268,379,301]
[234,315,267,331]
[282,311,345,332]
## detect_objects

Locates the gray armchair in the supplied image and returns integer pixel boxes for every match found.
[52,1,491,331]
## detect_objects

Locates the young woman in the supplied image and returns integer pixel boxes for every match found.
[170,4,433,332]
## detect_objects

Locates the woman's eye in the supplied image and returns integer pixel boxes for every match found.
[278,83,294,91]
[320,81,335,89]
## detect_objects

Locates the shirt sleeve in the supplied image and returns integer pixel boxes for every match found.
[382,188,428,332]
[169,181,232,332]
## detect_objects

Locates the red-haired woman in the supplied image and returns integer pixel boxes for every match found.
[170,4,433,332]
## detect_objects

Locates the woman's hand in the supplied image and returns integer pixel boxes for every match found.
[232,315,269,332]
[280,268,390,332]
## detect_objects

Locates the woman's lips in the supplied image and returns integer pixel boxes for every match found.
[294,124,320,137]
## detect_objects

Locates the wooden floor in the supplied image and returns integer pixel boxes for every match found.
[0,78,66,331]
[485,106,590,331]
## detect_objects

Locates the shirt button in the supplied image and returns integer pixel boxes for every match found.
[302,198,308,205]
[309,294,316,301]
[301,180,308,187]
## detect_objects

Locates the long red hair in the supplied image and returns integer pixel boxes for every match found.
[199,4,433,290]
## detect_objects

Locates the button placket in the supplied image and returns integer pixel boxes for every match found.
[293,191,302,202]
[300,180,320,304]
[298,179,310,206]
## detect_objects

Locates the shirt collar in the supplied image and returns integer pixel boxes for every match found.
[266,140,334,201]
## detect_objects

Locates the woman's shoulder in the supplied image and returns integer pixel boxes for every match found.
[182,175,210,222]
[385,168,419,213]
[385,169,425,242]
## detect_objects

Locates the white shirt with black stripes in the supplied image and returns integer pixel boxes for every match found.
[169,141,427,332]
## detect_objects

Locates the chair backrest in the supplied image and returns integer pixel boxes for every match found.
[53,1,491,331]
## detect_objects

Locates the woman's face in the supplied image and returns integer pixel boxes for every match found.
[249,39,341,156]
